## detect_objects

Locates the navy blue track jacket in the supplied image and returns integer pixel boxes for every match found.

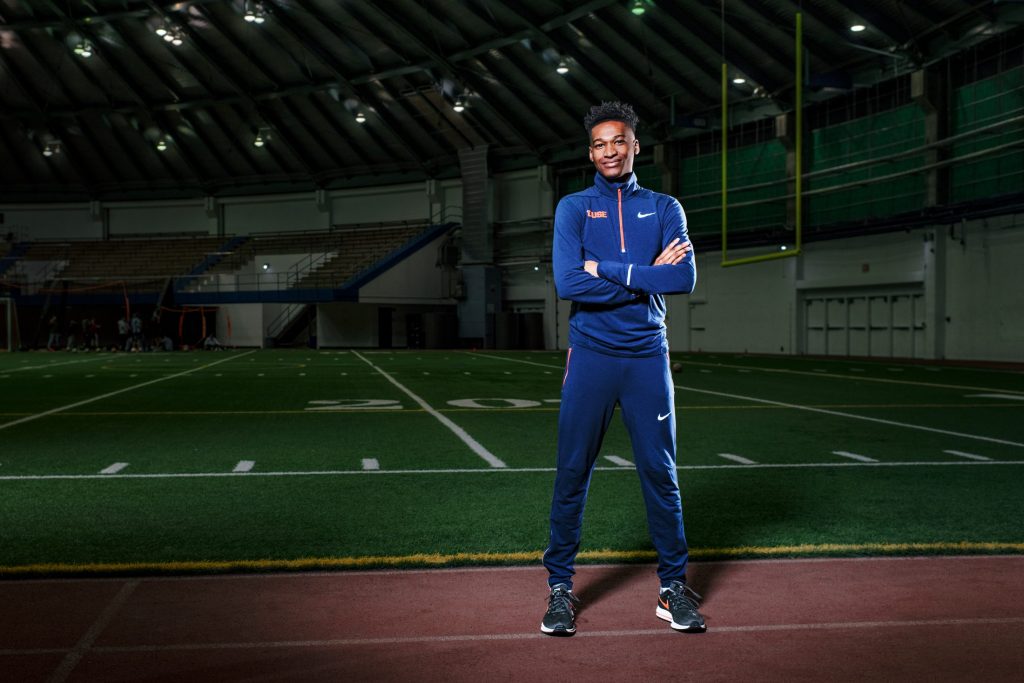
[553,172,697,357]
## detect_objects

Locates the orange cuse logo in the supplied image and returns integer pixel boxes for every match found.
[587,209,608,219]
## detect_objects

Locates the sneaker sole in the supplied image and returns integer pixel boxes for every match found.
[656,606,706,632]
[540,623,576,636]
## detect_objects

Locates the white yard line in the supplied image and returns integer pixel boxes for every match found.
[100,463,129,475]
[352,351,506,468]
[233,460,256,473]
[832,451,877,463]
[943,449,991,462]
[604,455,634,467]
[2,460,1023,482]
[0,350,258,432]
[466,353,1024,449]
[718,453,756,465]
[677,385,1024,448]
[6,356,115,373]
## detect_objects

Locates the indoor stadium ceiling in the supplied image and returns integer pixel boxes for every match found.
[0,0,1020,201]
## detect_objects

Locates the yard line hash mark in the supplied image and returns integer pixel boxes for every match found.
[833,451,877,463]
[718,453,756,465]
[233,461,255,473]
[943,450,990,461]
[361,459,380,471]
[604,455,634,467]
[352,351,506,468]
[100,463,129,475]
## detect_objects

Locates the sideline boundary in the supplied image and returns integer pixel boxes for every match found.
[3,542,1024,577]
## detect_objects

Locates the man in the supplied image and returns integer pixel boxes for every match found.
[541,102,704,636]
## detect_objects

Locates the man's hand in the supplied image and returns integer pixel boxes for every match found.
[584,260,599,277]
[652,238,692,266]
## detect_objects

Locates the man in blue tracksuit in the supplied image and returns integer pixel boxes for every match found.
[540,102,705,636]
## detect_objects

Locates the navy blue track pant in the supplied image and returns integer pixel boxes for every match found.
[544,345,690,589]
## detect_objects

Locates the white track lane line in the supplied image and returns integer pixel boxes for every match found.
[45,580,139,683]
[361,458,380,471]
[718,453,756,465]
[944,449,991,461]
[37,616,1021,654]
[352,351,506,468]
[233,461,255,473]
[604,455,634,467]
[100,463,129,474]
[832,451,877,463]
[0,350,258,432]
[3,460,1024,481]
[466,352,1024,449]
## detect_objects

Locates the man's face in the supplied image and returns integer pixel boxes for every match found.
[588,120,639,180]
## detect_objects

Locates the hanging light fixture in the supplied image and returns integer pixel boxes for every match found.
[732,76,746,85]
[73,40,94,58]
[156,136,169,152]
[630,0,646,16]
[42,141,61,157]
[556,60,569,75]
[850,24,866,32]
[244,2,267,24]
[453,96,466,113]
[253,133,265,147]
[355,111,367,124]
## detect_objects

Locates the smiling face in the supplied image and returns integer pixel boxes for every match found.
[588,119,639,180]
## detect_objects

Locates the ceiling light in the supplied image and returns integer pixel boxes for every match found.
[253,133,264,147]
[732,77,746,85]
[556,60,569,75]
[42,141,61,157]
[780,245,788,251]
[244,2,266,24]
[850,24,866,32]
[630,0,646,16]
[355,111,366,124]
[74,40,93,58]
[155,25,168,37]
[453,96,466,113]
[170,29,184,46]
[262,263,270,271]
[156,137,169,152]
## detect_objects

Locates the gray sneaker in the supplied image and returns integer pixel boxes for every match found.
[656,580,706,632]
[540,583,580,636]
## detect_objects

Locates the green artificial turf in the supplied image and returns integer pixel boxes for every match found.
[0,348,1022,574]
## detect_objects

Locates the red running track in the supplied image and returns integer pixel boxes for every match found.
[2,555,1023,682]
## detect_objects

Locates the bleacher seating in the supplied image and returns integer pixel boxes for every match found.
[19,237,225,281]
[293,225,424,289]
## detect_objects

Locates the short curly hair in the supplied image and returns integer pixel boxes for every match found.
[583,101,639,137]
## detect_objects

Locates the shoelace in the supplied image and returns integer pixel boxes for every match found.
[664,582,702,612]
[547,586,580,616]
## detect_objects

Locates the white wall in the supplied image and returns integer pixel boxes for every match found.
[0,206,98,240]
[944,214,1024,361]
[359,234,451,305]
[108,203,209,236]
[318,302,378,347]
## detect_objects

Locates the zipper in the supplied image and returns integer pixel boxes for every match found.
[617,188,625,253]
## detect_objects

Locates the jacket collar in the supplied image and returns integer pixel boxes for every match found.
[593,171,639,198]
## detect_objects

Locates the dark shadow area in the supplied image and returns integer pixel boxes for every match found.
[575,562,649,612]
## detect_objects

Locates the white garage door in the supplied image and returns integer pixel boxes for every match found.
[804,289,925,358]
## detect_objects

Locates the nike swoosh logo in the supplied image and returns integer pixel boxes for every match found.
[637,211,656,219]
[658,412,671,421]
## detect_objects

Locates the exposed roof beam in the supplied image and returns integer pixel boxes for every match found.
[279,0,440,171]
[655,1,785,97]
[0,0,222,30]
[145,2,321,185]
[351,0,539,155]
